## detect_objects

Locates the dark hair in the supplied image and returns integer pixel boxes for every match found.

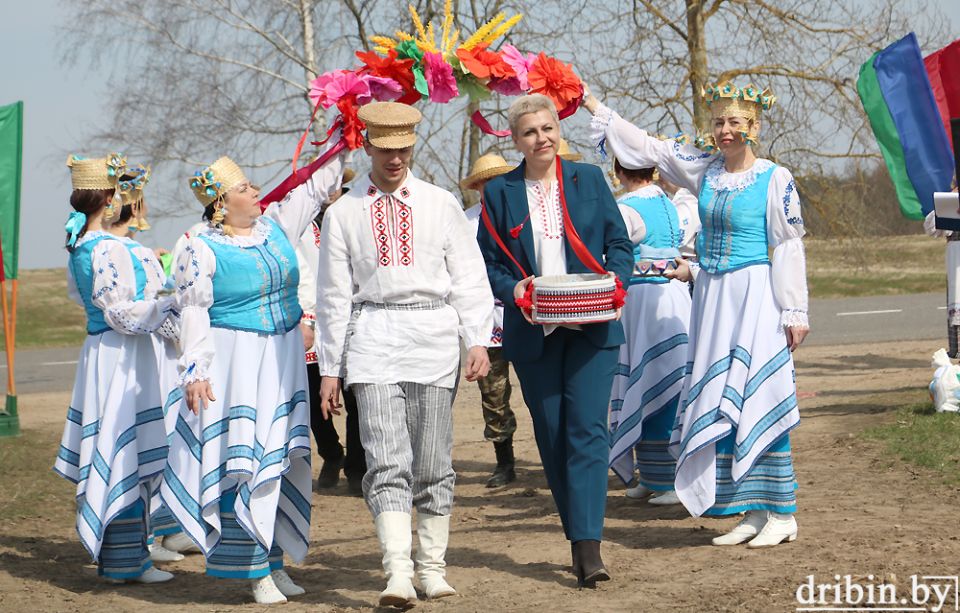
[614,159,655,183]
[66,189,113,250]
[114,204,134,227]
[202,196,223,223]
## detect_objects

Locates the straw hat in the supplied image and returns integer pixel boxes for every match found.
[358,102,422,149]
[67,153,126,190]
[557,139,582,162]
[119,164,150,206]
[342,168,356,185]
[460,154,514,191]
[189,156,249,206]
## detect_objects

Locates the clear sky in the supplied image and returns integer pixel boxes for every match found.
[3,0,960,270]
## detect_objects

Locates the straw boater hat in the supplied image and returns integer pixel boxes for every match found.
[189,156,249,206]
[358,102,422,149]
[66,153,126,190]
[460,154,513,191]
[557,139,582,162]
[119,164,151,230]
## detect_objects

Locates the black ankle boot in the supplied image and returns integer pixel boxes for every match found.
[573,540,610,588]
[486,439,516,488]
[316,455,343,489]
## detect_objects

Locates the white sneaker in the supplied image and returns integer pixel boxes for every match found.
[625,484,652,499]
[711,511,769,546]
[647,490,681,506]
[162,532,200,553]
[747,513,798,548]
[270,568,305,597]
[131,567,174,583]
[148,540,184,563]
[251,575,288,605]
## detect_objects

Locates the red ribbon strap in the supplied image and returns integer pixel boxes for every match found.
[291,98,325,174]
[471,110,512,137]
[479,197,528,278]
[260,139,348,208]
[555,157,607,275]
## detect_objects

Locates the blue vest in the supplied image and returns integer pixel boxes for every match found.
[200,217,302,335]
[696,162,776,274]
[620,191,682,285]
[69,234,147,335]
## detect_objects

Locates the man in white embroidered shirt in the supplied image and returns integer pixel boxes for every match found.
[316,101,493,609]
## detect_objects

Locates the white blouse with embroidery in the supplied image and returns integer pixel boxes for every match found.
[173,153,344,386]
[67,231,178,335]
[589,102,809,329]
[316,171,494,387]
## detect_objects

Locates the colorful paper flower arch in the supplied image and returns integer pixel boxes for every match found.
[304,3,582,155]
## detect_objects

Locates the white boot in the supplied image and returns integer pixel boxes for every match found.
[647,490,681,506]
[375,511,418,608]
[746,513,798,548]
[271,568,306,596]
[162,532,200,553]
[415,513,456,599]
[711,511,769,546]
[148,539,185,562]
[251,574,287,605]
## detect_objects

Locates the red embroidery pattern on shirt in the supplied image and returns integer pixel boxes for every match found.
[370,195,415,267]
[311,222,321,247]
[532,182,563,240]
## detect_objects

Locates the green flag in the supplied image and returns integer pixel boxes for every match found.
[0,102,23,280]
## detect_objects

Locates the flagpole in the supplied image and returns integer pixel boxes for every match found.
[0,277,17,436]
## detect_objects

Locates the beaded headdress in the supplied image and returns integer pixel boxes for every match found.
[189,157,249,206]
[698,81,775,148]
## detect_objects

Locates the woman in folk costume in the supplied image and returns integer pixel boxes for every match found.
[54,154,180,583]
[106,166,189,563]
[461,153,520,489]
[477,94,634,587]
[161,151,344,604]
[607,159,692,507]
[583,81,810,548]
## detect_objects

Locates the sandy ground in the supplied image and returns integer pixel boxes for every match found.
[1,338,958,612]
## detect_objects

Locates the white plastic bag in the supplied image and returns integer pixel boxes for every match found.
[929,348,960,413]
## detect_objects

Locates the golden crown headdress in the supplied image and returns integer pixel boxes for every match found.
[189,157,249,206]
[701,81,776,121]
[66,152,126,191]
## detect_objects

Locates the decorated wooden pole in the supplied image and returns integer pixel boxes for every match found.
[0,101,22,437]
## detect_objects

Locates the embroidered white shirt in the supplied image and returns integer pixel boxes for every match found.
[316,171,494,387]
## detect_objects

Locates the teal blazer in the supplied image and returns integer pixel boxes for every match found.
[478,159,634,363]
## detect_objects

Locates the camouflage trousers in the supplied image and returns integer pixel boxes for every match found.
[476,347,516,443]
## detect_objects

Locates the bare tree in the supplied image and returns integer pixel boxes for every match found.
[62,0,947,234]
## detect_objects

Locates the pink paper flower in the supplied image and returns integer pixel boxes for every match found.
[488,75,526,96]
[365,74,404,102]
[423,52,459,103]
[500,44,534,91]
[309,70,369,109]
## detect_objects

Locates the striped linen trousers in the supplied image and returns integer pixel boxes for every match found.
[352,383,455,517]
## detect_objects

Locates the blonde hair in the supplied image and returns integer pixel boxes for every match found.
[507,94,559,134]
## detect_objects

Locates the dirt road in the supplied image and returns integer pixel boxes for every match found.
[0,338,956,612]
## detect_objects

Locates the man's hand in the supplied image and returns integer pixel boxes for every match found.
[300,322,315,352]
[464,346,491,382]
[319,376,342,420]
[786,326,809,352]
[663,257,692,283]
[185,380,216,415]
[514,275,536,324]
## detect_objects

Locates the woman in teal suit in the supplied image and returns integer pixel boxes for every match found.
[477,94,633,588]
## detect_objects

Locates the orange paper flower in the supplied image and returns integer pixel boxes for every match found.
[455,43,516,80]
[527,53,581,111]
[356,49,421,105]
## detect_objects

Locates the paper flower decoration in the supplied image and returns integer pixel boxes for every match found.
[424,52,459,103]
[357,49,421,105]
[527,53,582,111]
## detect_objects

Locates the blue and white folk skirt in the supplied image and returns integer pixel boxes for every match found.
[54,330,168,562]
[160,326,313,574]
[609,279,690,488]
[669,265,799,517]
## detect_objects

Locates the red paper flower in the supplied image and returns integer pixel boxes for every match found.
[356,49,421,105]
[456,44,516,80]
[337,98,365,150]
[527,53,582,111]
